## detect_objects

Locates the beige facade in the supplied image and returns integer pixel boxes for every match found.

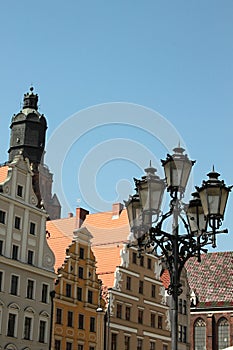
[103,245,172,350]
[0,155,56,349]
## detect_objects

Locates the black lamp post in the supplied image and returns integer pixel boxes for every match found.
[125,146,231,350]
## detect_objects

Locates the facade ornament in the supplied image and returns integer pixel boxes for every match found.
[113,267,122,290]
[154,260,162,279]
[159,286,167,305]
[120,244,129,268]
[165,309,171,331]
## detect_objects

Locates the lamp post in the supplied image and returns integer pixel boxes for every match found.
[125,146,231,350]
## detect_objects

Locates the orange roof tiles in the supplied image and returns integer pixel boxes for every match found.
[0,166,9,183]
[84,209,130,246]
[92,245,122,287]
[47,207,130,277]
[47,217,76,272]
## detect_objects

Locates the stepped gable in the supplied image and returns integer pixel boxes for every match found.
[186,251,233,306]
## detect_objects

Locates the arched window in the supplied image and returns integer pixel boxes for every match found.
[194,318,206,350]
[218,317,229,350]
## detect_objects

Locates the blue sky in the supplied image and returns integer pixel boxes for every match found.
[0,1,233,251]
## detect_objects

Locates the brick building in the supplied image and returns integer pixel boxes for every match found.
[186,251,233,350]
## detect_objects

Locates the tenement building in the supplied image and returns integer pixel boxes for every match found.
[0,88,56,348]
[47,203,191,350]
[48,221,105,350]
[186,251,233,350]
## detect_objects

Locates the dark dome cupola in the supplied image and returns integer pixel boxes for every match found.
[8,87,47,165]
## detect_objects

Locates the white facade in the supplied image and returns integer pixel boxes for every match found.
[0,155,55,349]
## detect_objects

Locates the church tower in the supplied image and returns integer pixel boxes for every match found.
[8,86,47,165]
[8,87,47,207]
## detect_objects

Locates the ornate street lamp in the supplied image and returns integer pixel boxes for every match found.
[161,145,195,196]
[125,146,231,350]
[186,192,207,237]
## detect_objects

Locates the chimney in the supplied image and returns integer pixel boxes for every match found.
[112,203,124,219]
[76,207,89,228]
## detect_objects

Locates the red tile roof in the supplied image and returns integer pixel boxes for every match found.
[92,245,122,287]
[47,207,130,277]
[185,251,233,305]
[47,217,77,271]
[0,166,8,183]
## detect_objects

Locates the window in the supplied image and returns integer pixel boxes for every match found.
[90,317,95,332]
[151,284,156,298]
[77,287,82,301]
[41,284,48,303]
[116,304,122,318]
[218,317,229,350]
[79,247,84,259]
[132,252,137,264]
[126,276,131,290]
[28,250,34,265]
[151,313,156,328]
[78,345,83,350]
[0,210,6,224]
[150,342,155,350]
[7,313,16,337]
[12,245,18,260]
[0,240,3,254]
[66,342,72,350]
[137,339,143,350]
[24,316,32,340]
[183,300,187,315]
[67,311,73,327]
[10,275,19,295]
[30,222,36,235]
[125,336,130,350]
[178,324,182,342]
[89,347,95,350]
[88,290,93,304]
[179,299,182,313]
[125,306,131,321]
[111,333,117,350]
[14,216,21,230]
[78,266,84,279]
[183,326,187,343]
[194,318,206,350]
[0,271,3,291]
[56,308,62,324]
[147,257,152,269]
[138,309,143,324]
[27,279,34,299]
[140,255,144,267]
[78,314,84,329]
[39,320,46,343]
[55,340,61,350]
[163,346,168,350]
[139,280,143,294]
[158,315,163,329]
[17,185,23,197]
[66,283,72,297]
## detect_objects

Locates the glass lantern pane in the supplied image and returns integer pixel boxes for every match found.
[199,190,209,217]
[206,187,220,215]
[219,188,229,217]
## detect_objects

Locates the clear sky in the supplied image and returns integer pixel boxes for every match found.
[0,1,233,252]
